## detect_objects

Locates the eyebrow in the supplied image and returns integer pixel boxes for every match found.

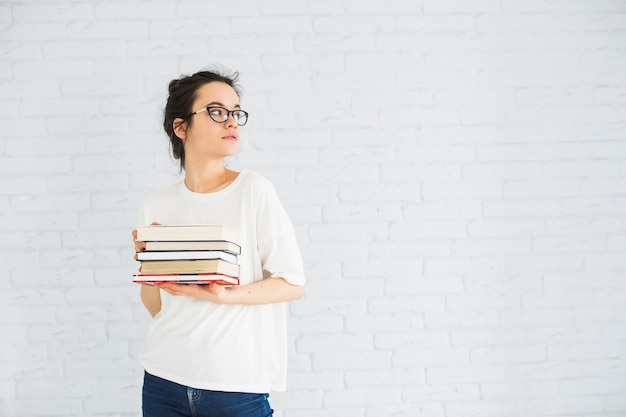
[205,101,241,109]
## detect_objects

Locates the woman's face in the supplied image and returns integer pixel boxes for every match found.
[175,81,242,163]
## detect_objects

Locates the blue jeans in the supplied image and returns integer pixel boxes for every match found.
[142,372,274,417]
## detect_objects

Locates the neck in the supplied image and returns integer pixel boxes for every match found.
[183,160,236,193]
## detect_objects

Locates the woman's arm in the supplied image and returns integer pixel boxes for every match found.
[141,285,162,317]
[157,277,304,305]
[133,227,162,316]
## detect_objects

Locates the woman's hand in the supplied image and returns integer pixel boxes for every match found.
[157,277,304,305]
[131,229,146,253]
[132,221,160,253]
[134,222,163,316]
[156,282,229,301]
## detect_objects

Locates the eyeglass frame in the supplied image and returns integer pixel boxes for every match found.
[188,106,249,126]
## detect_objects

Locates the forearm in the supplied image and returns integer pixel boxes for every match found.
[141,285,162,317]
[220,277,305,305]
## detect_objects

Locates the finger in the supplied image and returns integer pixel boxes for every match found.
[132,229,146,252]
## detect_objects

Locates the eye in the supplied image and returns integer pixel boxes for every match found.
[209,108,226,117]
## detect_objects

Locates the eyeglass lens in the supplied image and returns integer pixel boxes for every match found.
[208,107,248,125]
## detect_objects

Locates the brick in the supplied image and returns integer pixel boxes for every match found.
[483,200,562,217]
[233,16,313,34]
[384,275,464,296]
[67,21,148,39]
[403,383,480,402]
[323,203,403,223]
[467,219,544,237]
[427,364,512,384]
[1,156,72,174]
[339,183,421,203]
[12,4,93,22]
[533,236,607,253]
[463,273,542,292]
[452,237,532,256]
[297,334,372,353]
[313,15,394,34]
[475,14,555,32]
[374,329,449,350]
[424,0,501,13]
[446,291,521,311]
[1,40,42,60]
[369,238,448,258]
[296,165,378,185]
[1,399,83,417]
[503,179,580,199]
[367,404,445,417]
[423,181,502,201]
[346,312,423,333]
[527,396,604,415]
[0,379,16,400]
[560,376,626,396]
[0,22,66,41]
[445,399,527,417]
[5,137,83,155]
[395,15,475,32]
[395,346,470,367]
[346,368,425,388]
[313,350,391,372]
[462,162,545,180]
[503,0,626,13]
[391,218,467,239]
[0,212,77,232]
[545,217,620,236]
[563,197,626,215]
[546,160,624,178]
[471,345,546,363]
[290,296,366,317]
[450,327,526,347]
[323,386,401,407]
[424,310,499,329]
[266,389,323,410]
[367,294,445,313]
[295,33,377,53]
[500,308,574,327]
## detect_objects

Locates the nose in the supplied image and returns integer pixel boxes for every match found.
[225,112,238,128]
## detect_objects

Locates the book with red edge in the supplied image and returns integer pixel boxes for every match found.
[133,273,239,286]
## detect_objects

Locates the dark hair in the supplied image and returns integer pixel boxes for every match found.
[163,67,241,171]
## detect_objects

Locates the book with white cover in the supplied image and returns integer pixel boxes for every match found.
[136,225,241,245]
[135,250,237,264]
[144,240,241,254]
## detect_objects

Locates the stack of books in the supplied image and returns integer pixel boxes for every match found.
[132,225,241,285]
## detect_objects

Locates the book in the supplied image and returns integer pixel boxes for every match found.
[135,250,238,264]
[139,259,240,276]
[133,273,239,286]
[144,240,241,255]
[136,225,241,244]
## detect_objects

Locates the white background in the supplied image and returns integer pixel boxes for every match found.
[1,1,625,416]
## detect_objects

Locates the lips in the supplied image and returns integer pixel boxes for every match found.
[222,133,238,141]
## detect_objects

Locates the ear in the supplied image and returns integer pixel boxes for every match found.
[173,118,187,141]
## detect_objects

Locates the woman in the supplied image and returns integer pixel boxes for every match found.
[132,68,306,417]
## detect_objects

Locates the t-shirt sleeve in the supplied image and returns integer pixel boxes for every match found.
[254,178,306,286]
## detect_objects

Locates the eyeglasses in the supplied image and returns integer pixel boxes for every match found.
[189,106,249,126]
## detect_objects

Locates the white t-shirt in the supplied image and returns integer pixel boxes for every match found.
[137,170,306,393]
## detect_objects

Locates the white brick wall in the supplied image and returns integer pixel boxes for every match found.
[1,1,625,416]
